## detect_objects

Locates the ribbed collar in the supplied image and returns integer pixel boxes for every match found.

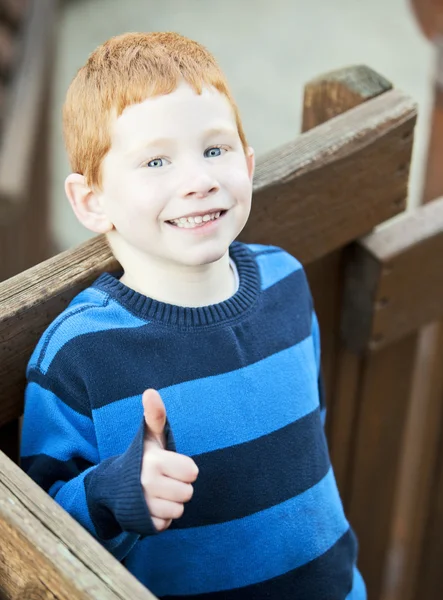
[92,241,260,329]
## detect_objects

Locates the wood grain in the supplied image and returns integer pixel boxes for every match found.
[341,197,443,352]
[347,333,419,600]
[383,322,443,600]
[0,450,156,599]
[241,88,416,264]
[0,235,117,428]
[298,65,396,504]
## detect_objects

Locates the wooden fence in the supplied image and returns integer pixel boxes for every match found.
[1,64,442,599]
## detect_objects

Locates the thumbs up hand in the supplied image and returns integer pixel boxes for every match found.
[141,389,199,532]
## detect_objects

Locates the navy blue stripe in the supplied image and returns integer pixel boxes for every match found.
[27,368,90,417]
[46,268,312,412]
[160,528,357,600]
[170,408,329,529]
[253,248,283,257]
[21,454,94,492]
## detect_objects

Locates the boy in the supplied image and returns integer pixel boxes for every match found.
[21,32,366,599]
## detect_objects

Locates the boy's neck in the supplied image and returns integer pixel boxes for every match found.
[118,251,236,308]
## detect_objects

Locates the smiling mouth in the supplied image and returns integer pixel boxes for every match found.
[167,210,227,228]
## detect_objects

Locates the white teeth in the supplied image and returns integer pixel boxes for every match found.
[169,210,224,228]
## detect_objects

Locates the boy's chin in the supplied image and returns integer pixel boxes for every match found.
[171,242,232,268]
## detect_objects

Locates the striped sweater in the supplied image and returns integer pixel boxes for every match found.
[21,241,366,599]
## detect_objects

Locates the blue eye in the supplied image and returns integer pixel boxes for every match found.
[204,147,223,158]
[147,158,164,168]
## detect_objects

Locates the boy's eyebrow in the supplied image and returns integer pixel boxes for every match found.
[126,127,238,157]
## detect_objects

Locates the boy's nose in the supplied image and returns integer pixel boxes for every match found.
[181,174,219,200]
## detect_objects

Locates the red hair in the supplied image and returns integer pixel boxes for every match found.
[63,32,248,189]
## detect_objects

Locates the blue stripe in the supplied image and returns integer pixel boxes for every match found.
[34,292,146,373]
[160,528,359,599]
[21,382,98,462]
[94,336,319,458]
[346,567,367,599]
[245,243,280,254]
[256,249,302,291]
[312,310,321,373]
[125,467,349,596]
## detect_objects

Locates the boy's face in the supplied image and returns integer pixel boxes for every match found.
[99,81,254,269]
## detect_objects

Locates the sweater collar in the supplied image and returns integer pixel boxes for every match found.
[92,241,260,328]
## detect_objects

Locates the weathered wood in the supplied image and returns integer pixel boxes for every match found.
[347,333,419,600]
[411,390,443,600]
[415,444,443,599]
[0,450,156,599]
[240,87,416,262]
[0,235,118,427]
[382,322,443,600]
[305,250,343,442]
[0,0,56,219]
[299,65,395,503]
[302,65,392,131]
[383,7,443,597]
[341,197,443,352]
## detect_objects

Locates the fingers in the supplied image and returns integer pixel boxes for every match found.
[143,389,167,447]
[151,477,194,504]
[159,449,199,482]
[151,516,172,532]
[150,497,185,522]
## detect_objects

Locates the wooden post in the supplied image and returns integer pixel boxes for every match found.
[298,65,401,502]
[340,198,443,600]
[381,3,443,599]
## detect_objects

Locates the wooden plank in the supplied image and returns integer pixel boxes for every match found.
[305,250,343,442]
[341,197,443,352]
[300,65,394,501]
[384,7,443,598]
[0,0,56,218]
[0,235,118,427]
[0,450,156,599]
[347,333,419,600]
[302,65,392,131]
[241,88,416,264]
[412,395,443,600]
[382,322,443,600]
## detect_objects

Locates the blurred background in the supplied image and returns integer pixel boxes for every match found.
[52,0,434,250]
[0,0,437,273]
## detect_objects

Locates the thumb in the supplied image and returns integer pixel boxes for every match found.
[142,389,167,448]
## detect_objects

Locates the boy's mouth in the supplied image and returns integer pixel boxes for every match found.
[166,210,227,229]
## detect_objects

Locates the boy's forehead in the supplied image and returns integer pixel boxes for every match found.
[110,82,237,153]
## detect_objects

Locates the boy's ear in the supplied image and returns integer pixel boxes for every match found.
[64,173,114,234]
[246,147,255,181]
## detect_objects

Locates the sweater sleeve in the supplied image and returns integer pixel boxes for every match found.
[21,372,158,561]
